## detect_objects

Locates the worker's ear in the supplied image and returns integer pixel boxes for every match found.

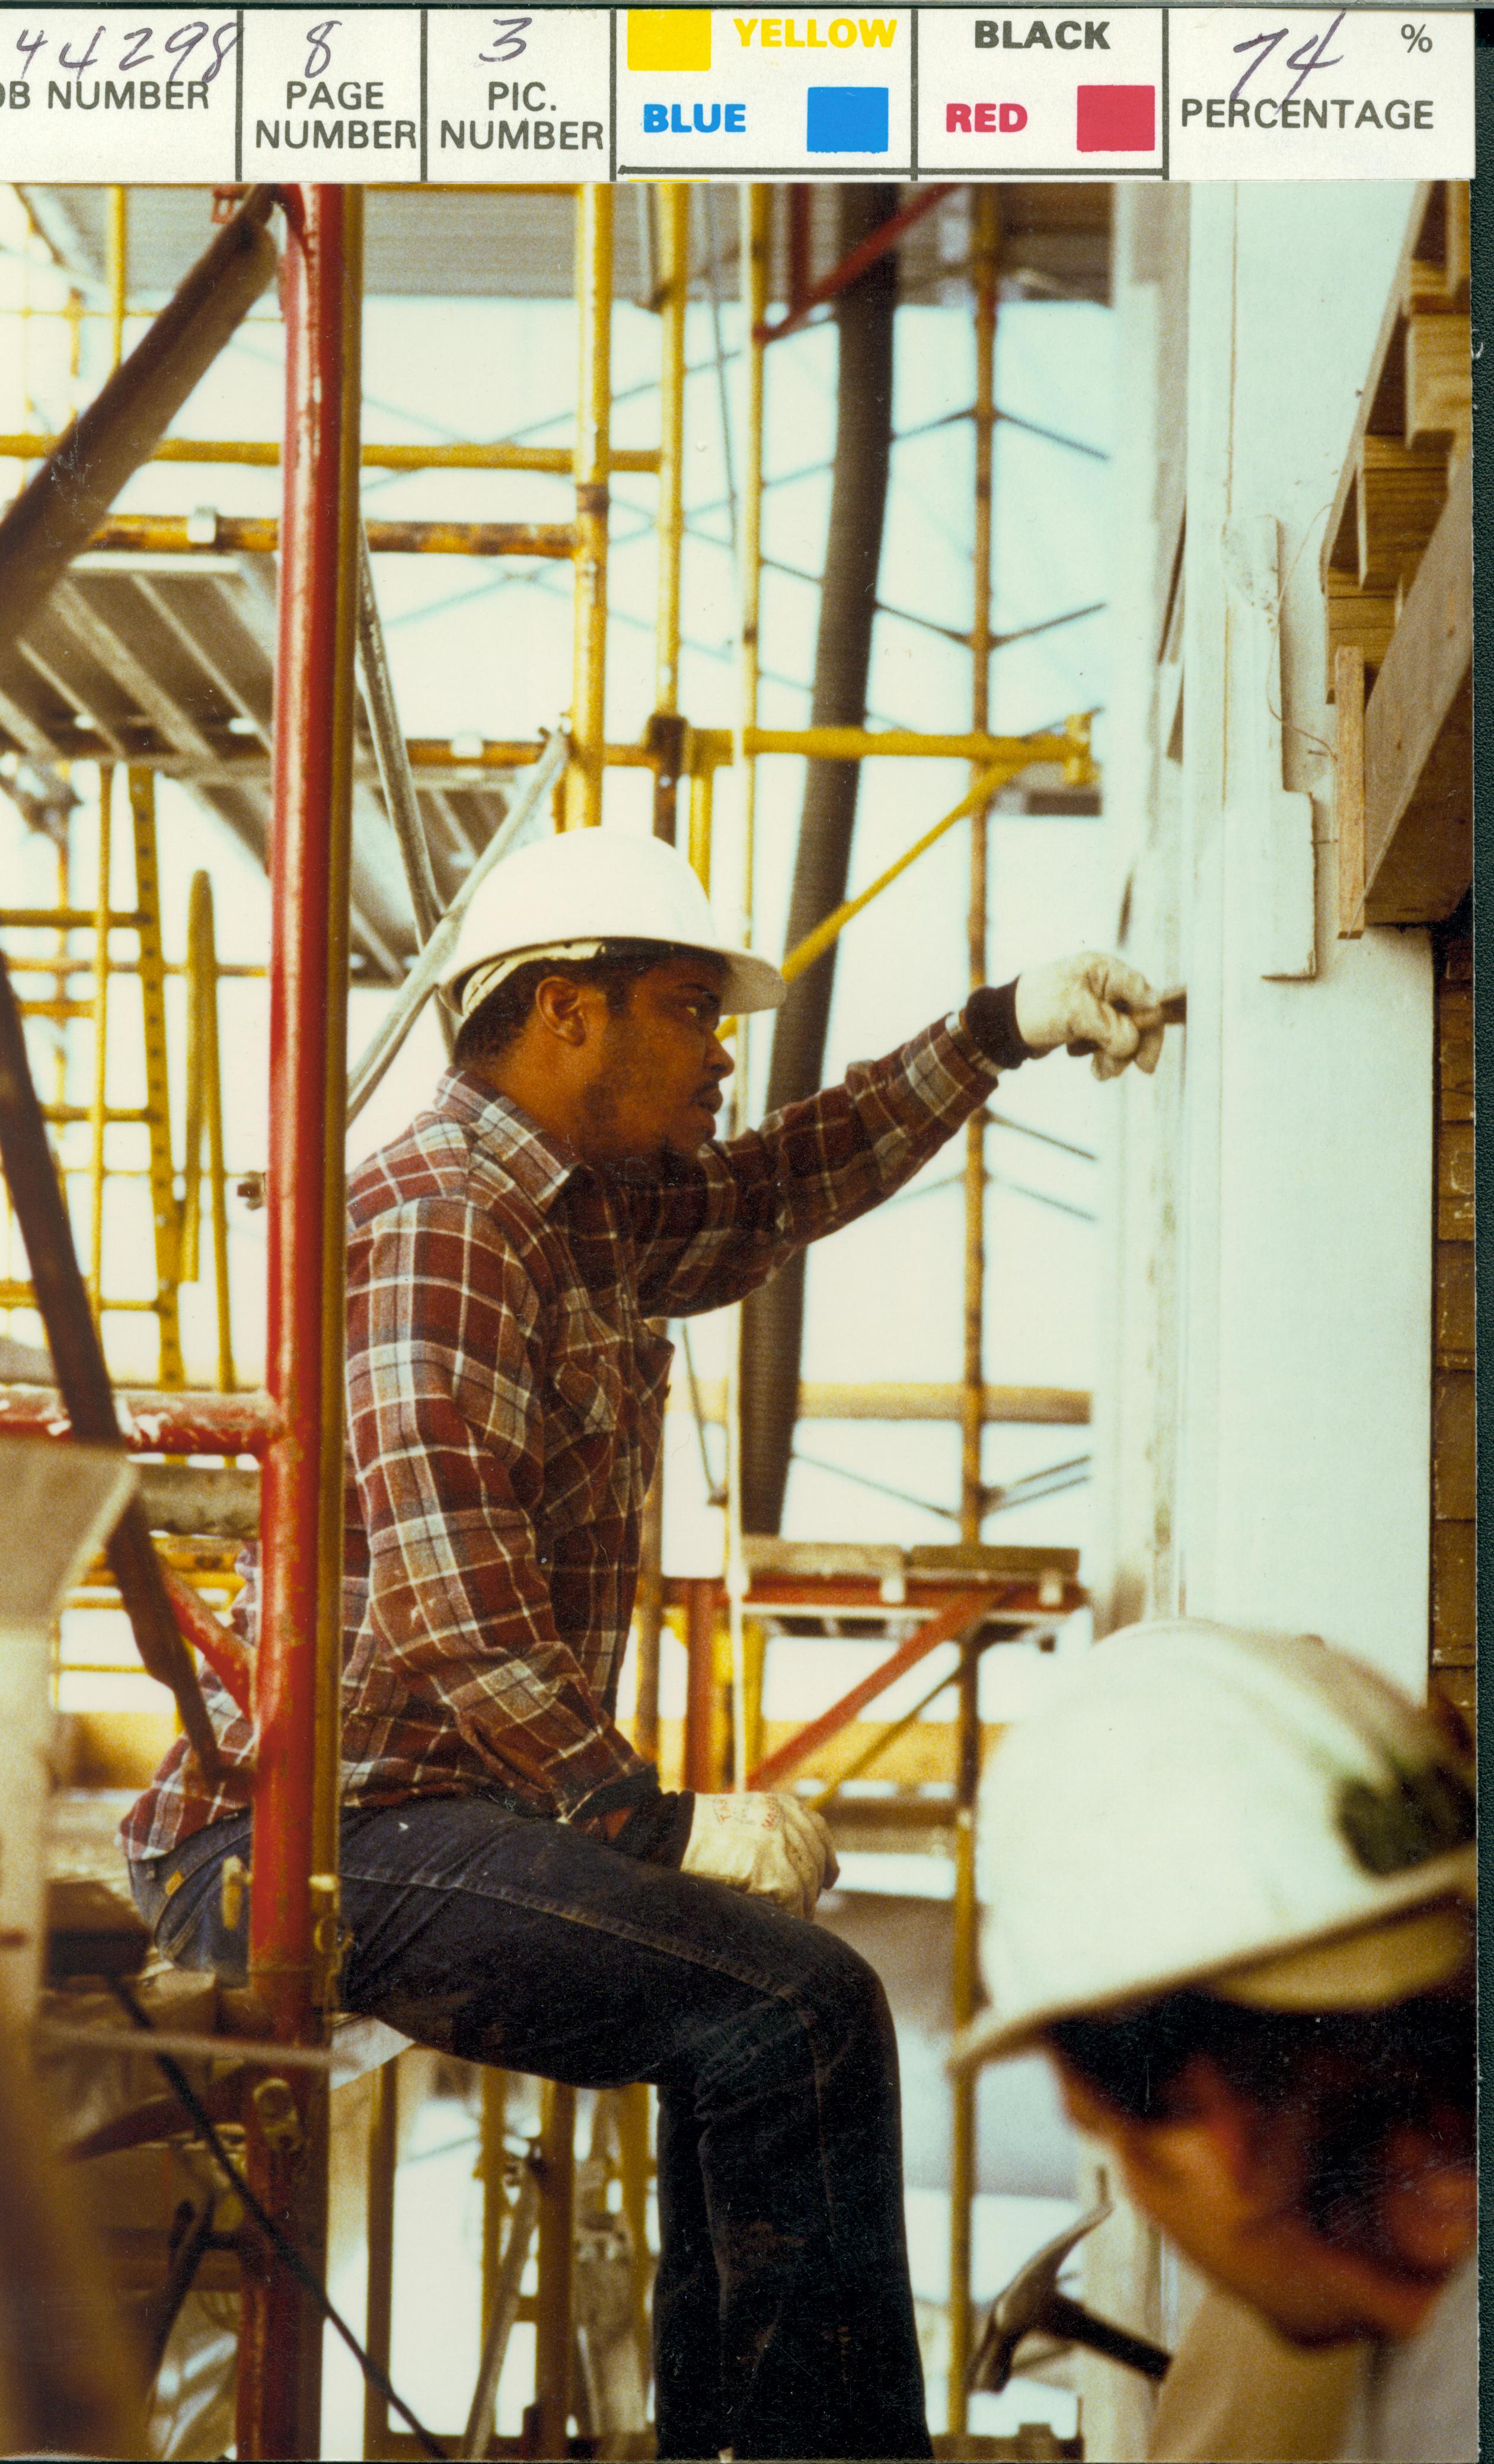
[531,973,596,1046]
[1376,2125,1477,2275]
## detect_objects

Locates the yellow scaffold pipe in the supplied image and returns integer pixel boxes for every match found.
[780,763,1014,986]
[0,433,660,476]
[747,724,1086,764]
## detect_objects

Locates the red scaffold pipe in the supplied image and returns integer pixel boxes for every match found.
[0,1386,276,1455]
[237,182,355,2464]
[249,185,347,2048]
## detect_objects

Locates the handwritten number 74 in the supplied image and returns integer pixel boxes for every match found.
[1231,11,1344,101]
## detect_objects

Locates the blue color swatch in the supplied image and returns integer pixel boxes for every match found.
[806,86,888,152]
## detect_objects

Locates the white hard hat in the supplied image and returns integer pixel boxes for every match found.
[441,827,786,1019]
[969,1620,1476,2064]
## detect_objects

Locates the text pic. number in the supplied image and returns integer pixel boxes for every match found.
[480,16,531,63]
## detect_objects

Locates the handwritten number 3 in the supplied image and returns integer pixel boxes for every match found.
[480,15,531,63]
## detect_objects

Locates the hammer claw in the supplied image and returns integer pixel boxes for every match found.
[969,2198,1171,2395]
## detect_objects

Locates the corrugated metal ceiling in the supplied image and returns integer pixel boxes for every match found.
[19,181,1109,305]
[0,552,512,981]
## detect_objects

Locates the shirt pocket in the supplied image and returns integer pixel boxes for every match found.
[544,1342,624,1533]
[550,1347,622,1439]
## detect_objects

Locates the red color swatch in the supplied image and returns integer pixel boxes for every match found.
[1076,85,1156,152]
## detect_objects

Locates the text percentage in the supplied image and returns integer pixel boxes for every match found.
[1401,21,1432,49]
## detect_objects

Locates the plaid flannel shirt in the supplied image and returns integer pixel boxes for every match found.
[122,1013,1002,1862]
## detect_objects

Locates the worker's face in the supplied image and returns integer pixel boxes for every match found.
[1053,2056,1469,2349]
[574,954,734,1165]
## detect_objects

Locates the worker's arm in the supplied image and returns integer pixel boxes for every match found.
[350,1194,663,1835]
[631,955,1160,1317]
[628,994,1014,1318]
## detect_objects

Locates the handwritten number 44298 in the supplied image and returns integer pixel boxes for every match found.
[1230,11,1345,102]
[15,20,239,82]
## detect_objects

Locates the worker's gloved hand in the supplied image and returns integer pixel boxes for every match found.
[681,1792,839,1917]
[1014,952,1165,1081]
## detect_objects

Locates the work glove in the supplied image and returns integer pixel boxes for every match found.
[1013,952,1165,1082]
[681,1792,839,1918]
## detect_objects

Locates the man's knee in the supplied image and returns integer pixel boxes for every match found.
[780,1926,898,2070]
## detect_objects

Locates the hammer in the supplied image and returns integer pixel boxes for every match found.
[969,2202,1172,2395]
[1067,984,1187,1062]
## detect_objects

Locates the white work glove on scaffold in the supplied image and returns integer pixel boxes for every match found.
[681,1792,839,1918]
[1014,952,1165,1081]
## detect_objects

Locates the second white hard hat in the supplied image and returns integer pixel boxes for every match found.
[969,1620,1476,2064]
[441,827,786,1019]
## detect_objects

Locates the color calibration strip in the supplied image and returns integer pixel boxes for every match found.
[0,9,1471,184]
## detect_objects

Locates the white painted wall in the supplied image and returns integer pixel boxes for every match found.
[1176,183,1432,1695]
[1099,183,1433,1695]
[1091,186,1190,1652]
[1081,185,1436,2453]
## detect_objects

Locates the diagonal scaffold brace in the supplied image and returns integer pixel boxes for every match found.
[0,950,234,1787]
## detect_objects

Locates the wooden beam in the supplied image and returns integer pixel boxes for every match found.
[1363,449,1472,925]
[1335,644,1366,939]
[1355,435,1449,592]
[1442,182,1471,306]
[1319,187,1469,692]
[1324,569,1396,698]
[1405,313,1471,460]
[738,1536,1082,1580]
[1320,183,1469,589]
[1321,183,1434,587]
[669,1378,1092,1427]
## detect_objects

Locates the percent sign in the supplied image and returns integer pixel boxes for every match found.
[1402,21,1432,49]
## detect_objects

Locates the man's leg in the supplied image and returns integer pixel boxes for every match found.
[653,2090,726,2457]
[133,1798,930,2462]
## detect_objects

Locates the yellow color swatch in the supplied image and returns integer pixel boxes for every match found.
[627,10,713,71]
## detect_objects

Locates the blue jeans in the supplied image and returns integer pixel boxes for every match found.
[130,1796,931,2461]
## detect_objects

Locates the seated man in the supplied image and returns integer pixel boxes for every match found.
[971,1618,1476,2464]
[124,826,1164,2462]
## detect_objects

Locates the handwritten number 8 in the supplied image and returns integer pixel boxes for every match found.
[204,21,239,84]
[305,18,341,78]
[479,15,531,63]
